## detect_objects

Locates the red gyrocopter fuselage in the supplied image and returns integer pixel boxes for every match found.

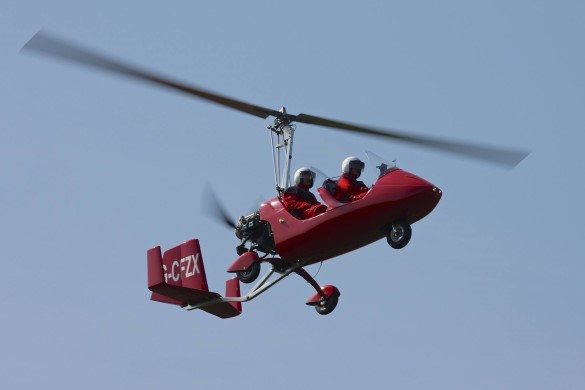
[259,167,442,265]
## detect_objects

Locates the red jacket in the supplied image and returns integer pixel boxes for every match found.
[334,174,368,202]
[282,185,327,219]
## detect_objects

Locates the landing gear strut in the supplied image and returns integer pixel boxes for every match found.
[298,266,341,315]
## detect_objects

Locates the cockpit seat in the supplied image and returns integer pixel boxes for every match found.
[318,179,345,208]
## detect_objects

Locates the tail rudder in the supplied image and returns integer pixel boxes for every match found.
[147,239,242,318]
[148,239,219,305]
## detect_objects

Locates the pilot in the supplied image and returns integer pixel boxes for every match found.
[334,156,369,202]
[282,167,327,219]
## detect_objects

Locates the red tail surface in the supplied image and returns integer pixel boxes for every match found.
[147,239,241,318]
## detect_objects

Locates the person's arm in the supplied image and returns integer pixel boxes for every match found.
[302,204,327,219]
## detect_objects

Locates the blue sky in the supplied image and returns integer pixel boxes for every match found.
[1,1,584,389]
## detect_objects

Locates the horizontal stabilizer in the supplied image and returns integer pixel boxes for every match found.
[151,283,221,306]
[200,278,242,318]
[150,292,182,306]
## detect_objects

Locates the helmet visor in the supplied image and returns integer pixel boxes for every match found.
[349,160,365,173]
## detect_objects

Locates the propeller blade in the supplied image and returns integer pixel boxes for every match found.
[22,31,531,168]
[21,30,280,119]
[295,113,530,168]
[202,185,237,230]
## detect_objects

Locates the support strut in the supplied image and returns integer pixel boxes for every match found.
[294,267,327,299]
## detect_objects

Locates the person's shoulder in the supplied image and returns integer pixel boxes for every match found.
[284,186,299,195]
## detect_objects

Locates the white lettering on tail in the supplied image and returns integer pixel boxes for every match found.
[164,254,201,283]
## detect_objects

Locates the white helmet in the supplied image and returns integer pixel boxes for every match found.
[342,156,365,175]
[294,167,316,187]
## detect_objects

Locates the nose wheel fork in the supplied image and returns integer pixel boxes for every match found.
[297,267,341,315]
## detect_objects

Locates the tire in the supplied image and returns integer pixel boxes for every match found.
[315,292,340,315]
[236,261,261,284]
[387,220,412,249]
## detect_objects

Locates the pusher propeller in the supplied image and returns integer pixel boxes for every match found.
[202,185,237,230]
[21,30,530,168]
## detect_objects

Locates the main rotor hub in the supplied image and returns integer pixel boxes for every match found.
[270,107,295,131]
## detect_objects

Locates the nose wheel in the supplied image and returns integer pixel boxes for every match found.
[387,220,412,249]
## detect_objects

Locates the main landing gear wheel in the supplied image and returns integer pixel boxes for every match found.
[387,220,412,249]
[315,291,340,315]
[236,261,261,284]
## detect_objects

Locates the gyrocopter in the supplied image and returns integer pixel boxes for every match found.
[22,31,530,318]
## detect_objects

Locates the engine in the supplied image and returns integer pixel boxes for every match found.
[235,211,276,255]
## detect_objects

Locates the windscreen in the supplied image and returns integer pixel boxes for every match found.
[365,150,397,180]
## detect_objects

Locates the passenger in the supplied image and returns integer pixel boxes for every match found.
[283,167,327,219]
[334,156,369,202]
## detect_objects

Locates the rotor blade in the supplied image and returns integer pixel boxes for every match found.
[21,30,280,119]
[202,185,237,230]
[295,113,530,168]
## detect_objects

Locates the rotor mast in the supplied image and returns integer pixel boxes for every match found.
[268,107,295,195]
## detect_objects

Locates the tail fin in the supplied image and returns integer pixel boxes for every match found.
[147,239,241,318]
